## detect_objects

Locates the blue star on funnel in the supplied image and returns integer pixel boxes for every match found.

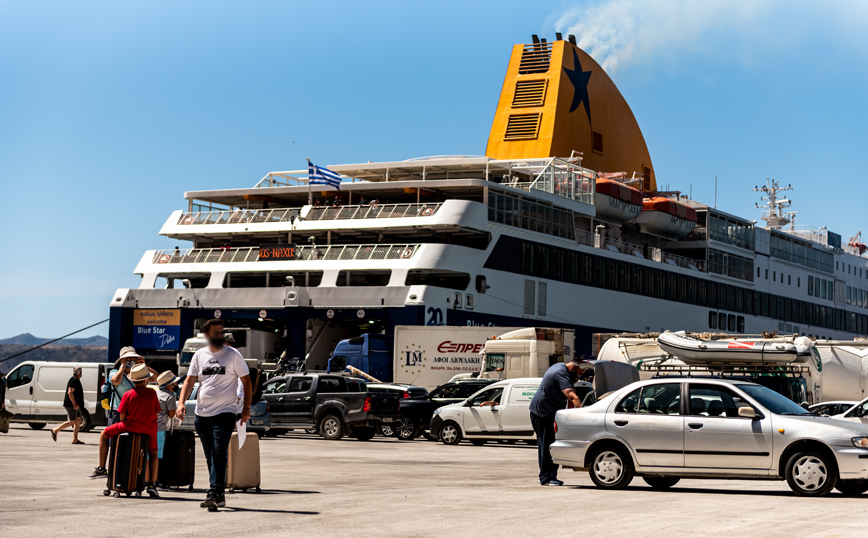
[563,48,592,125]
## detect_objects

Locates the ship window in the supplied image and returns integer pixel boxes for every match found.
[708,311,717,329]
[538,282,547,317]
[737,316,745,333]
[788,275,791,286]
[158,273,209,289]
[719,312,727,331]
[592,131,604,154]
[524,280,535,315]
[757,267,761,279]
[728,314,736,332]
[765,269,768,280]
[267,271,323,287]
[406,270,470,291]
[337,270,391,287]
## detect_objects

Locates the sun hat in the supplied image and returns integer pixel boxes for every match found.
[116,346,143,365]
[128,364,151,383]
[157,371,180,388]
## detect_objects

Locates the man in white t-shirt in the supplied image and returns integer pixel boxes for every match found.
[177,319,251,511]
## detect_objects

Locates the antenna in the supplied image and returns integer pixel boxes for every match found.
[752,178,793,229]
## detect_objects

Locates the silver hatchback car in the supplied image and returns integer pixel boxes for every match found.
[550,378,868,496]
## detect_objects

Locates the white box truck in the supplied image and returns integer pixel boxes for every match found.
[392,326,524,388]
[474,328,576,381]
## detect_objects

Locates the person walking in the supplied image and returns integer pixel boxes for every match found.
[529,361,584,486]
[108,347,157,426]
[51,366,85,444]
[177,319,252,511]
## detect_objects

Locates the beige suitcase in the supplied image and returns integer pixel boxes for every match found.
[226,431,261,493]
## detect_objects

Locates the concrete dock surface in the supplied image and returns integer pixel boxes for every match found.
[1,425,866,537]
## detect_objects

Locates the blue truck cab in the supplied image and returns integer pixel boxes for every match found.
[327,334,392,382]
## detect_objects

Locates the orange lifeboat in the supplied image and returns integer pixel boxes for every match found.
[633,197,697,238]
[595,179,643,224]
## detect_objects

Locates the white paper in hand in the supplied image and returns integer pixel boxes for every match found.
[236,419,247,450]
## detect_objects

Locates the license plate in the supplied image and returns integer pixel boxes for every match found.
[250,420,264,426]
[382,417,394,423]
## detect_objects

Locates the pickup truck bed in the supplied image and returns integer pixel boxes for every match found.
[262,373,399,440]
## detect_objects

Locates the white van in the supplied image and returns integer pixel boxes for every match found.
[430,377,542,445]
[4,361,113,432]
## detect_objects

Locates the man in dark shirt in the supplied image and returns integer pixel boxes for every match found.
[51,366,85,444]
[529,361,584,486]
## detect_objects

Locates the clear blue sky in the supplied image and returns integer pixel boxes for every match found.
[2,1,867,338]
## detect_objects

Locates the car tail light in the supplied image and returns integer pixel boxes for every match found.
[554,421,558,434]
[403,391,410,399]
[363,397,372,412]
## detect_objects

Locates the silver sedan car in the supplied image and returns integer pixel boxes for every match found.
[550,378,868,496]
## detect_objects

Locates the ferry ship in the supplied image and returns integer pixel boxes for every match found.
[109,36,868,370]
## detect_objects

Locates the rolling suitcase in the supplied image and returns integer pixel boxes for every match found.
[226,431,261,493]
[158,428,195,490]
[104,432,149,497]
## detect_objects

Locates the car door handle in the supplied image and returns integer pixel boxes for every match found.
[29,387,33,395]
[688,422,704,430]
[614,420,628,427]
[277,397,284,402]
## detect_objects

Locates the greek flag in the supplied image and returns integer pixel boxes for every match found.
[308,161,341,190]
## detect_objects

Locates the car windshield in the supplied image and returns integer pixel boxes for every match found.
[737,384,811,415]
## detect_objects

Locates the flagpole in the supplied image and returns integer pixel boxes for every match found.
[306,158,312,205]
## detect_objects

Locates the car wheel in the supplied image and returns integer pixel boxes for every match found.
[28,423,46,430]
[785,451,837,496]
[642,476,680,490]
[318,414,344,441]
[588,445,634,490]
[394,418,419,440]
[78,409,92,432]
[835,479,868,495]
[379,425,395,437]
[439,421,462,445]
[470,439,487,446]
[351,426,376,441]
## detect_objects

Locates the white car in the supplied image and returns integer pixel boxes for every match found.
[832,398,868,424]
[811,401,858,417]
[429,378,541,445]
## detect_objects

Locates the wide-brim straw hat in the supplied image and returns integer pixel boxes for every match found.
[128,364,151,383]
[116,346,143,365]
[156,371,180,387]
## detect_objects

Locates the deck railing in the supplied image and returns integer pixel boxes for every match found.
[151,244,421,264]
[176,203,443,226]
[304,203,443,221]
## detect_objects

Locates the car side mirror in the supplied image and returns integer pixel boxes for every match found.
[738,406,757,419]
[464,400,473,407]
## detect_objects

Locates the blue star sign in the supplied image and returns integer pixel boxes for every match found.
[563,48,592,125]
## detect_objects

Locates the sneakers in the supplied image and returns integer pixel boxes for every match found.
[87,467,107,480]
[146,483,160,498]
[541,479,564,486]
[200,490,214,508]
[202,491,226,511]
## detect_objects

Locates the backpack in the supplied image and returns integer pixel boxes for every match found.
[248,367,264,406]
[100,382,112,410]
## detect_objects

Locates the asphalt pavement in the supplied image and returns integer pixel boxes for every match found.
[1,424,866,537]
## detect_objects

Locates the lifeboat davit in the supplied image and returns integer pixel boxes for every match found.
[657,331,808,365]
[595,179,643,224]
[633,197,697,238]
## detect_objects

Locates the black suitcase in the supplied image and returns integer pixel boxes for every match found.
[158,429,195,490]
[104,432,149,497]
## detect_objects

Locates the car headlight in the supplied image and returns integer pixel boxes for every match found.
[434,408,442,415]
[852,437,868,448]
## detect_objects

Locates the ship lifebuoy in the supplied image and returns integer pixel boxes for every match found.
[401,248,414,259]
[158,254,171,263]
[183,216,194,224]
[421,207,434,216]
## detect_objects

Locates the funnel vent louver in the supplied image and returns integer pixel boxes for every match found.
[504,113,542,140]
[518,42,552,74]
[512,80,547,108]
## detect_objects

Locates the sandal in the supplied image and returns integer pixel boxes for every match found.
[71,439,85,445]
[51,430,57,442]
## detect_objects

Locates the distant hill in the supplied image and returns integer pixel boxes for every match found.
[0,333,108,347]
[0,344,109,375]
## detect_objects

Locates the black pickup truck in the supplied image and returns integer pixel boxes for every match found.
[261,373,400,441]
